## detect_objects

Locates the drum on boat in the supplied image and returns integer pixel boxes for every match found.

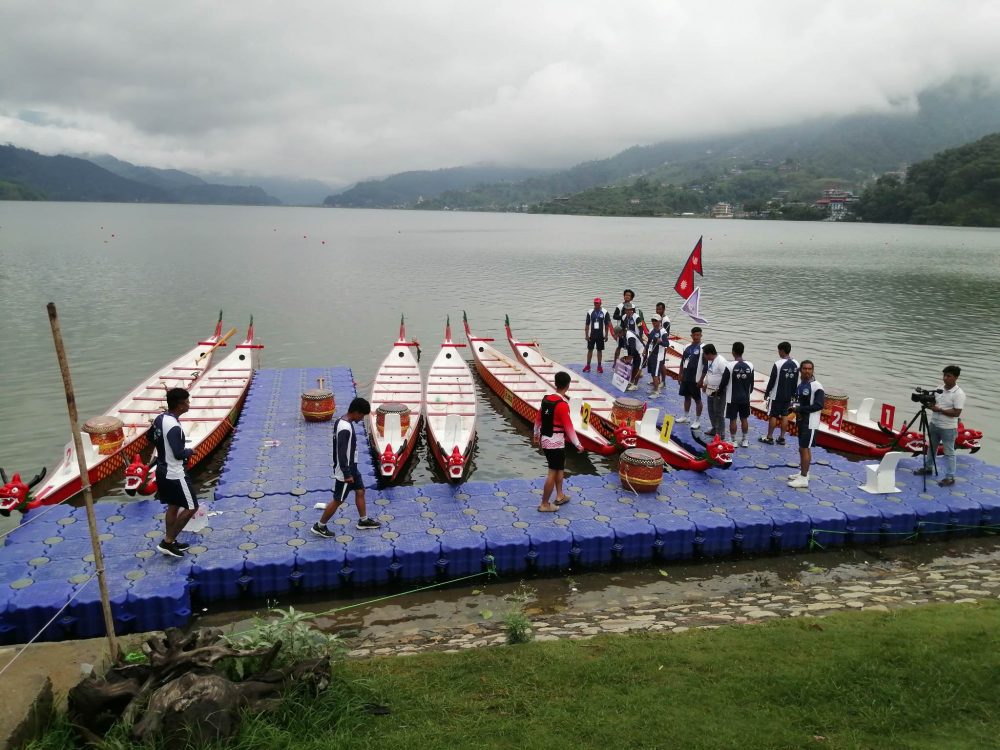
[376,402,411,436]
[82,416,126,456]
[301,377,335,422]
[611,397,645,429]
[618,448,663,494]
[822,389,849,419]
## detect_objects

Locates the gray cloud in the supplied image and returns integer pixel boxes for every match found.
[2,0,999,186]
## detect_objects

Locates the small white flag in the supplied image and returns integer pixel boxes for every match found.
[680,287,708,325]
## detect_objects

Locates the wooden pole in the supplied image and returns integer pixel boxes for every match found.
[46,303,122,664]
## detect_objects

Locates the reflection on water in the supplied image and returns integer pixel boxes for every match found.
[1,204,998,495]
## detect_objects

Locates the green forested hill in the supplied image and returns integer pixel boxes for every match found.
[856,132,1000,226]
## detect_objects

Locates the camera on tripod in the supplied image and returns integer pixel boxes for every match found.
[910,386,941,407]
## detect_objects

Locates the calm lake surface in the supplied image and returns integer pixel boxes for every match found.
[2,203,999,497]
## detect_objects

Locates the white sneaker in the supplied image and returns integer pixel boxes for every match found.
[626,383,638,391]
[676,415,690,424]
[788,476,810,488]
[740,438,750,448]
[690,420,701,430]
[787,472,803,481]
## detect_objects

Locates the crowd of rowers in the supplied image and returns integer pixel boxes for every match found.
[584,289,825,488]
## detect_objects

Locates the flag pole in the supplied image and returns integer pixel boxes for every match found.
[46,303,122,664]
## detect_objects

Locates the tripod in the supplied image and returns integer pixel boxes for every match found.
[892,404,937,492]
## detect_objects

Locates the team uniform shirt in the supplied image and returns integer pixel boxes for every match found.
[679,342,705,384]
[930,385,966,429]
[794,379,825,430]
[659,315,671,343]
[585,307,610,340]
[764,358,799,404]
[151,412,192,480]
[534,395,583,450]
[719,359,755,405]
[332,417,360,481]
[623,328,644,361]
[703,354,728,393]
[644,327,668,373]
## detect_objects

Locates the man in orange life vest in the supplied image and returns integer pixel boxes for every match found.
[533,370,586,512]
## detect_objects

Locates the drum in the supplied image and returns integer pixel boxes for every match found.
[611,397,646,429]
[618,448,664,494]
[821,389,849,419]
[301,377,335,422]
[376,402,411,437]
[82,416,126,456]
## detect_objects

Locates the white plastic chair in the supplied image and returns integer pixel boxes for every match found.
[858,451,905,494]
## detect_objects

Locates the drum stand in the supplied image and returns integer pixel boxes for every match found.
[893,405,936,492]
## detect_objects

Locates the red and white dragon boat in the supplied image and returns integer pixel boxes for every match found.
[463,313,613,454]
[367,316,424,482]
[504,317,732,471]
[425,317,477,482]
[1,312,238,514]
[121,318,262,499]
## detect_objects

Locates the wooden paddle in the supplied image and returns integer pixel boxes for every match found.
[195,326,238,365]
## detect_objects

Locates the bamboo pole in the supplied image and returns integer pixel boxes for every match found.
[46,303,121,663]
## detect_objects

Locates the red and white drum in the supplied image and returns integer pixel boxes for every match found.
[376,402,411,437]
[611,397,645,429]
[82,416,126,456]
[301,378,335,422]
[618,448,664,494]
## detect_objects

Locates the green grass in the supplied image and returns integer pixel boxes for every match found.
[30,602,1000,749]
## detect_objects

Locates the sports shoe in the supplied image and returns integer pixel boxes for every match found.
[650,389,661,397]
[582,365,591,373]
[156,540,184,558]
[788,476,810,488]
[311,522,335,538]
[174,541,191,552]
[626,384,639,391]
[913,467,933,476]
[758,436,774,445]
[356,517,382,530]
[938,477,956,487]
[690,420,701,430]
[787,472,803,482]
[704,429,716,437]
[740,438,750,448]
[676,415,690,424]
[776,437,786,446]
[597,366,604,373]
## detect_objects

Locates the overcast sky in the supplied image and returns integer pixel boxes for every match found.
[2,1,999,187]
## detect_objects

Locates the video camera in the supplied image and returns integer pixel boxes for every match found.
[911,387,942,407]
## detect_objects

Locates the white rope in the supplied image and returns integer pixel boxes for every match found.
[0,501,70,541]
[0,574,96,678]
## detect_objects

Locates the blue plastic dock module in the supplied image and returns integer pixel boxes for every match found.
[483,524,530,575]
[526,522,573,571]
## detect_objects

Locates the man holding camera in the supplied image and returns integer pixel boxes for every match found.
[914,365,966,487]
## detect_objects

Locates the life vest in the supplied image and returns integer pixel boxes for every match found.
[540,395,565,437]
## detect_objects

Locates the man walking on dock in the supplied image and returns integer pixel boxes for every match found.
[533,371,585,512]
[788,360,825,488]
[313,397,381,537]
[153,387,197,558]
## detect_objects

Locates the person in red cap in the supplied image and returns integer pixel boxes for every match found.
[583,296,610,373]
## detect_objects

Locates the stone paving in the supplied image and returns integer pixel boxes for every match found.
[339,551,1000,658]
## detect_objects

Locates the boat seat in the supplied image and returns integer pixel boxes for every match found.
[848,396,876,424]
[443,413,462,445]
[858,451,906,494]
[638,408,660,440]
[383,413,403,446]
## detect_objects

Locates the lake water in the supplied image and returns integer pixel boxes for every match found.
[2,202,998,500]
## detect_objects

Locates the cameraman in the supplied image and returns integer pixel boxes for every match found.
[914,365,966,487]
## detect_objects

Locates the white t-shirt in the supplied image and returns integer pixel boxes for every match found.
[703,354,727,392]
[931,385,966,429]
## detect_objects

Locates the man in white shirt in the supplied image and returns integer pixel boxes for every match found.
[914,365,966,487]
[700,344,727,438]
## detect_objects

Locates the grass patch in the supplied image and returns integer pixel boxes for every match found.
[29,602,1000,749]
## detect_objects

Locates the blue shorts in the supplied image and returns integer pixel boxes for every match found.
[333,467,364,501]
[157,474,199,510]
[679,381,702,401]
[587,335,605,352]
[797,425,817,449]
[726,402,750,420]
[768,400,790,419]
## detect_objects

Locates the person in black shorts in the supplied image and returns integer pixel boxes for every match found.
[312,397,381,537]
[533,371,586,512]
[677,327,705,429]
[583,297,610,373]
[152,387,198,558]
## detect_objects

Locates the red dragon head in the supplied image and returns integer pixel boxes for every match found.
[613,425,638,450]
[895,431,926,454]
[0,468,47,516]
[447,446,466,479]
[705,434,735,468]
[380,445,397,476]
[124,454,158,496]
[955,422,982,453]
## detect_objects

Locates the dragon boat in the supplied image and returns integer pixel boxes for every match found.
[1,312,234,514]
[504,317,731,471]
[425,317,477,481]
[368,316,424,482]
[120,319,262,499]
[463,313,613,454]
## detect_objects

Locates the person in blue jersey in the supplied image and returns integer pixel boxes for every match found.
[622,322,646,391]
[654,301,672,383]
[152,388,197,558]
[914,365,966,487]
[677,327,705,429]
[312,397,381,537]
[583,297,610,374]
[700,344,727,437]
[759,342,799,446]
[611,289,636,366]
[643,315,668,396]
[718,342,754,447]
[787,360,824,488]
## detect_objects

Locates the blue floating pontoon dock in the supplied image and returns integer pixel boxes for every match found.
[2,366,999,644]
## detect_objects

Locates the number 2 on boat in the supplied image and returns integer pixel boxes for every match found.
[580,402,592,425]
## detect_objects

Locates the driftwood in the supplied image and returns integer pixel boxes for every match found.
[67,627,332,745]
